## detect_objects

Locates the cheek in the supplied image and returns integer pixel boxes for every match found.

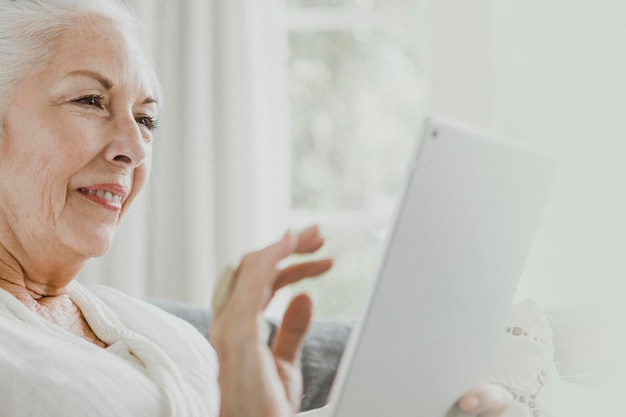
[135,147,152,194]
[133,161,151,196]
[0,121,95,223]
[10,160,72,211]
[0,161,68,233]
[0,132,67,195]
[4,107,91,171]
[119,157,152,221]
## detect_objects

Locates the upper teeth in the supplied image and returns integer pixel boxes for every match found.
[84,189,123,203]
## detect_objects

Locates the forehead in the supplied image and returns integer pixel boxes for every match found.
[47,16,158,103]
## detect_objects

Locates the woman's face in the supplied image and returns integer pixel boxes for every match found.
[0,17,158,263]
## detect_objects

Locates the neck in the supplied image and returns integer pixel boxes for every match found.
[0,243,85,303]
[0,241,107,347]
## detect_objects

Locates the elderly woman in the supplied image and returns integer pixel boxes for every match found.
[0,1,513,416]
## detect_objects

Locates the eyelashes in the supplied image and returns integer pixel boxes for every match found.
[73,94,105,109]
[72,94,159,131]
[135,115,158,131]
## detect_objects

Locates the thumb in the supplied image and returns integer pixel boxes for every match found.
[458,385,512,417]
[272,293,313,363]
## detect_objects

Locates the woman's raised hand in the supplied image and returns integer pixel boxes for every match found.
[211,226,333,417]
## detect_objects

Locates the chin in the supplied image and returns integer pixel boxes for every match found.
[84,242,113,258]
[67,229,116,259]
[76,241,113,259]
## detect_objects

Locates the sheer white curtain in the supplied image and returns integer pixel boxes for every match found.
[79,0,290,306]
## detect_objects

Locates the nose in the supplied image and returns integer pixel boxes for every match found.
[105,114,149,168]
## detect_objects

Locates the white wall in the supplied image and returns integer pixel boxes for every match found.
[492,2,626,413]
[433,0,626,309]
[432,1,626,412]
[492,1,626,310]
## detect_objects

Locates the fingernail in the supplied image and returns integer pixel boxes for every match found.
[460,395,480,412]
[305,224,319,234]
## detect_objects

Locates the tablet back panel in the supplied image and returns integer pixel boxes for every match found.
[328,115,555,417]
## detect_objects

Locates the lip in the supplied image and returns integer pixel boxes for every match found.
[77,183,130,212]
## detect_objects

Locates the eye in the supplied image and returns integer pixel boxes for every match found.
[73,95,105,109]
[136,115,158,131]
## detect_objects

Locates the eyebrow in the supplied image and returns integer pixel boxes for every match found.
[67,69,113,90]
[65,69,159,105]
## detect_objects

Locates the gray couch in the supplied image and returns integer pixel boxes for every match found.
[149,299,353,412]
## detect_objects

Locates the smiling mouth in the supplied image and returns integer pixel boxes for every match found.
[78,188,124,204]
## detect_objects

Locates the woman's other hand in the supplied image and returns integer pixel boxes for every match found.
[211,226,332,417]
[457,384,512,417]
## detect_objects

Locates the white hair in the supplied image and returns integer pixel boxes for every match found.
[0,0,160,136]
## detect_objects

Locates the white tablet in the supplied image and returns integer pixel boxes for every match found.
[326,114,556,417]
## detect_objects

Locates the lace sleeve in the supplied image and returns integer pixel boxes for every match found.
[489,299,557,417]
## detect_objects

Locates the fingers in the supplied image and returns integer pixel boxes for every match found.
[275,225,331,290]
[272,293,314,363]
[274,259,333,291]
[295,225,325,254]
[213,226,330,317]
[458,385,512,417]
[212,228,325,417]
[226,231,297,312]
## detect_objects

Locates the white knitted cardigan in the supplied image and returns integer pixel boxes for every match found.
[0,283,219,417]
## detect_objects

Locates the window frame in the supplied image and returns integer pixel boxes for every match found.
[266,0,492,319]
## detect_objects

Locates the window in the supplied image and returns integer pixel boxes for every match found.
[278,0,431,319]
